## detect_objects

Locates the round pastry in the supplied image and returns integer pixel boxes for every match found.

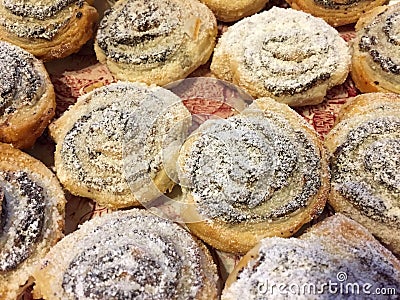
[94,0,217,86]
[286,0,388,27]
[177,98,329,254]
[33,209,219,300]
[199,0,269,22]
[0,41,55,149]
[222,214,400,299]
[0,0,98,61]
[50,82,191,209]
[325,92,400,255]
[211,7,351,107]
[351,4,400,94]
[0,143,65,300]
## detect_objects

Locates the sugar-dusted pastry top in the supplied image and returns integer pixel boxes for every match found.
[0,0,98,60]
[178,98,329,254]
[0,41,55,148]
[50,82,190,209]
[286,0,388,26]
[211,7,350,106]
[0,41,45,119]
[0,143,65,300]
[325,92,400,255]
[95,0,217,85]
[351,3,400,93]
[33,209,219,300]
[223,214,400,299]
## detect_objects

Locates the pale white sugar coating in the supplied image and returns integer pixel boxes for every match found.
[223,215,400,300]
[35,209,219,299]
[211,7,350,106]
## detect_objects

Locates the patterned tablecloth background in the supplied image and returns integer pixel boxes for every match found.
[18,0,400,298]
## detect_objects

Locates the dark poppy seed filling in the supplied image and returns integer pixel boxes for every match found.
[224,232,400,299]
[0,41,44,117]
[0,0,79,40]
[59,83,189,201]
[0,171,45,272]
[181,110,322,223]
[331,117,400,225]
[96,0,183,65]
[61,213,204,299]
[215,7,349,100]
[313,0,363,9]
[358,7,400,75]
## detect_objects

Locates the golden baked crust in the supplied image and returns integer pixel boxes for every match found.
[351,4,400,93]
[199,0,269,22]
[0,143,65,300]
[50,82,191,209]
[222,214,400,299]
[94,0,217,86]
[33,209,219,300]
[0,0,98,61]
[211,7,350,107]
[325,93,400,255]
[0,41,55,149]
[286,0,388,27]
[178,98,329,254]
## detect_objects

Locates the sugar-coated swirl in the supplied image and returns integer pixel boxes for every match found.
[34,210,219,300]
[0,143,64,300]
[97,0,181,66]
[331,117,400,225]
[222,215,400,300]
[0,0,83,40]
[53,82,189,208]
[0,171,45,272]
[211,7,350,106]
[179,105,324,223]
[358,5,400,75]
[0,41,45,119]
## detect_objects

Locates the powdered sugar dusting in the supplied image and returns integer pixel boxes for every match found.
[0,41,45,120]
[223,215,400,299]
[213,7,350,99]
[59,210,213,299]
[179,106,323,223]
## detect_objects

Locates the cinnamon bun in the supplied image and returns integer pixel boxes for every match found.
[351,3,400,94]
[0,41,55,149]
[211,7,351,107]
[94,0,217,86]
[50,82,190,209]
[199,0,269,22]
[326,92,400,255]
[33,209,219,300]
[0,0,98,61]
[286,0,388,27]
[222,214,400,299]
[0,143,65,300]
[177,98,329,254]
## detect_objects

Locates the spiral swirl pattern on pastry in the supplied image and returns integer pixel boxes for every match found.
[0,0,98,60]
[326,92,400,255]
[286,0,388,26]
[352,4,400,93]
[178,98,329,253]
[33,209,219,300]
[0,143,65,300]
[222,214,400,300]
[211,7,350,107]
[0,41,55,149]
[50,82,190,209]
[94,0,217,85]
